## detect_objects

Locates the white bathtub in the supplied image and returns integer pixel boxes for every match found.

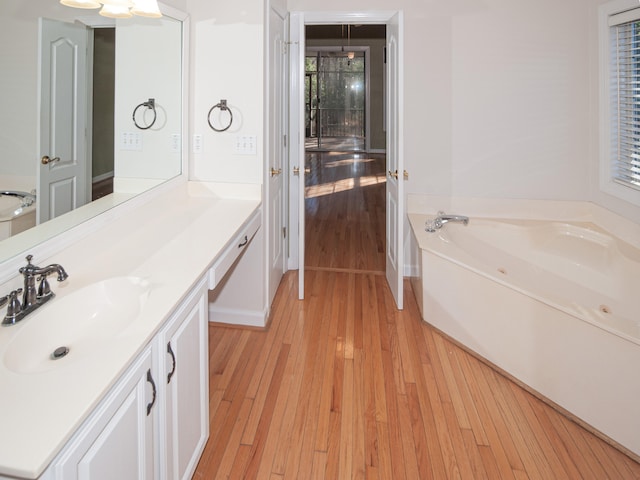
[0,193,36,241]
[409,213,640,459]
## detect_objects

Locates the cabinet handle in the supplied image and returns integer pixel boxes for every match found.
[238,235,248,248]
[146,369,156,416]
[167,342,176,384]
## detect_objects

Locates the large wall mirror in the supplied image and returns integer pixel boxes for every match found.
[0,1,185,263]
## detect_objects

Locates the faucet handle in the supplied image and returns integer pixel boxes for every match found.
[38,275,52,298]
[2,289,23,326]
[6,289,22,316]
[19,254,36,275]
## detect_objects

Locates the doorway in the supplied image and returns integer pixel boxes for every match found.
[303,25,386,273]
[288,12,404,308]
[91,27,115,200]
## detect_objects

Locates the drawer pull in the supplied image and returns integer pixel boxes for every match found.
[146,369,156,416]
[238,235,248,248]
[167,342,176,384]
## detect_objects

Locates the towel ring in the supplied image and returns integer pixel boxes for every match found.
[207,99,233,132]
[133,98,157,130]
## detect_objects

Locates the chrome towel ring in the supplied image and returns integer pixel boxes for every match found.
[207,99,233,132]
[133,98,157,130]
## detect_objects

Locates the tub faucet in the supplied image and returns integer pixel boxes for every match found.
[425,211,469,233]
[1,254,69,325]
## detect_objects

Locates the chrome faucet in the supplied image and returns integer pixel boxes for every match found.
[425,211,469,233]
[1,255,69,326]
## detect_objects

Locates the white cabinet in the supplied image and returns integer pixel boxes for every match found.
[47,347,157,480]
[43,278,210,480]
[157,276,209,480]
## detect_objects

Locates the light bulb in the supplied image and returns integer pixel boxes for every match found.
[131,0,162,18]
[60,0,101,8]
[100,0,134,6]
[99,3,132,18]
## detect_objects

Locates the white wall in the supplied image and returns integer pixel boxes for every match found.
[114,16,183,185]
[187,0,265,185]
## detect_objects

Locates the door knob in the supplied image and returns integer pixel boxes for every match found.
[270,167,282,177]
[292,167,310,176]
[41,155,60,165]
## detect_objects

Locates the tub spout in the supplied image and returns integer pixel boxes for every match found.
[425,211,469,232]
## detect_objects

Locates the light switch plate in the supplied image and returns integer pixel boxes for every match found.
[120,132,142,151]
[170,134,181,153]
[234,135,257,155]
[193,134,203,154]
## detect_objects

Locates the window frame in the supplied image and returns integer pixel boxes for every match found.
[599,0,640,206]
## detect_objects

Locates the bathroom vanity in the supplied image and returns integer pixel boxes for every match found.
[0,181,261,479]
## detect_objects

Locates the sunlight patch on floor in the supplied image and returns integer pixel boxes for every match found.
[305,175,386,199]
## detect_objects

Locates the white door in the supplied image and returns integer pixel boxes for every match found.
[53,348,156,480]
[385,12,404,310]
[160,280,209,480]
[39,18,90,223]
[267,6,287,305]
[288,12,305,299]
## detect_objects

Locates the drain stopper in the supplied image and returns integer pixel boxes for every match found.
[51,346,69,360]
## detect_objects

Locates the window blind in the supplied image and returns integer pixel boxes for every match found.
[611,11,640,191]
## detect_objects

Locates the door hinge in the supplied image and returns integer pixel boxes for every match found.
[283,40,298,55]
[284,40,298,54]
[284,134,287,147]
[283,227,287,238]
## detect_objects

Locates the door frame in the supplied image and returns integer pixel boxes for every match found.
[287,11,404,301]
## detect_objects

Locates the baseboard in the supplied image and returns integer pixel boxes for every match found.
[208,304,268,328]
[92,171,114,183]
[404,264,419,277]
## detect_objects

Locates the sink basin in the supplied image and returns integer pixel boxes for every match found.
[3,276,151,374]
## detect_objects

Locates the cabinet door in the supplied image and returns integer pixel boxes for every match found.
[159,278,209,480]
[51,348,157,480]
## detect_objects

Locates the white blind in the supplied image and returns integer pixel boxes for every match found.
[611,14,640,191]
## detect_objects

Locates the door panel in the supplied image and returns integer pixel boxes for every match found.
[39,19,89,223]
[268,7,287,305]
[385,12,404,310]
[289,12,305,299]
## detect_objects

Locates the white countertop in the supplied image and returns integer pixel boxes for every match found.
[0,181,261,479]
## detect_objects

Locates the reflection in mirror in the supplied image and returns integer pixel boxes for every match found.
[0,1,183,262]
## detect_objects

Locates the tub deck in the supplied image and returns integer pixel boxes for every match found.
[409,213,640,460]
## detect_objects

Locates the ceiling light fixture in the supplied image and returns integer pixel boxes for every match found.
[60,0,102,8]
[99,3,132,18]
[130,0,162,18]
[60,0,162,18]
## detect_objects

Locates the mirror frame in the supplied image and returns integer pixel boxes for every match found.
[0,3,189,283]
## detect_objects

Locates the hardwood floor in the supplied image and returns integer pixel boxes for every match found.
[304,151,386,273]
[193,151,640,479]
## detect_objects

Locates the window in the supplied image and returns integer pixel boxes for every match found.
[599,0,640,205]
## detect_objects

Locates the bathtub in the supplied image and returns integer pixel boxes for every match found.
[0,192,36,241]
[408,213,640,460]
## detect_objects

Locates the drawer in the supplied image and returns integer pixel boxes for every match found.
[208,209,261,290]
